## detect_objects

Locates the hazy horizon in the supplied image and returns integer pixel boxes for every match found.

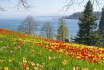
[0,0,103,18]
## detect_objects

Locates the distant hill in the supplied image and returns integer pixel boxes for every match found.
[65,11,101,19]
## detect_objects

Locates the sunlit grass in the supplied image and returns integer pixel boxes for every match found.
[0,28,104,70]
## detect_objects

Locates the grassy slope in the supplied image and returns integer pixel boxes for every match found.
[0,28,104,70]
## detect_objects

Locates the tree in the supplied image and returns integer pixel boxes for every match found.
[99,6,104,37]
[40,22,54,39]
[73,0,102,46]
[17,15,38,34]
[56,18,69,41]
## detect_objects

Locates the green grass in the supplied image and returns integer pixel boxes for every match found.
[0,29,104,70]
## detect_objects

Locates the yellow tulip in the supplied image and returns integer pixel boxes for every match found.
[4,67,8,70]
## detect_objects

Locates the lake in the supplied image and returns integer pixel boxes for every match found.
[0,16,99,38]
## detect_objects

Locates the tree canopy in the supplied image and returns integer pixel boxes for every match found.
[73,0,103,46]
[99,6,104,36]
[40,22,54,39]
[56,18,69,41]
[17,15,38,34]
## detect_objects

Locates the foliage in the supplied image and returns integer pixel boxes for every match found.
[99,6,104,37]
[17,15,38,34]
[56,18,69,41]
[73,1,103,47]
[40,22,54,39]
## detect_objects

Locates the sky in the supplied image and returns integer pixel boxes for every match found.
[0,0,103,18]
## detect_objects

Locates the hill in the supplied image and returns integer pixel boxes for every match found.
[65,11,101,19]
[0,28,104,70]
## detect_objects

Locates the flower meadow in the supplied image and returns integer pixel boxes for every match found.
[0,28,104,70]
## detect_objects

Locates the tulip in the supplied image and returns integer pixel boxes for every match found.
[10,50,14,54]
[6,46,10,49]
[18,46,21,49]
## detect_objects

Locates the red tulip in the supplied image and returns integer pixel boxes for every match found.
[24,64,27,69]
[6,46,10,49]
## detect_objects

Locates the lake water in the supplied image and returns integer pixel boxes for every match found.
[0,16,99,38]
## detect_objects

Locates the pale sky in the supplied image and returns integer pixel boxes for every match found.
[0,0,103,18]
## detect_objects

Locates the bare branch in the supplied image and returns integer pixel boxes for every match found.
[0,0,33,11]
[58,0,75,13]
[95,0,100,9]
[18,0,31,10]
[77,0,84,6]
[58,0,104,14]
[0,6,5,11]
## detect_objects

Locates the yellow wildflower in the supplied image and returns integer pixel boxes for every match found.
[38,50,42,55]
[34,67,38,70]
[26,67,29,70]
[31,62,35,66]
[0,59,3,64]
[0,67,2,70]
[23,57,27,64]
[4,67,8,70]
[62,59,68,65]
[31,50,35,52]
[9,59,13,63]
[48,56,52,60]
[50,63,53,66]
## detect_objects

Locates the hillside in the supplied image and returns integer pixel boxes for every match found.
[65,11,101,19]
[0,28,104,70]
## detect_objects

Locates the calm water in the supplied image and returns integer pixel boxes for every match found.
[0,16,99,37]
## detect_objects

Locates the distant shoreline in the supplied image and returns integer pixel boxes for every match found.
[64,11,101,19]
